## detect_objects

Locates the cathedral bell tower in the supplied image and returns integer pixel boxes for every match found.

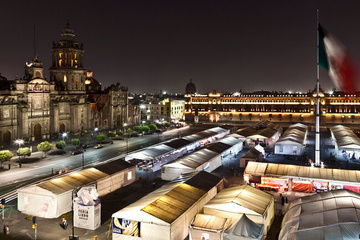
[49,21,86,92]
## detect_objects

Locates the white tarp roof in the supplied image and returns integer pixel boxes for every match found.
[331,125,360,150]
[276,123,307,145]
[164,148,218,169]
[224,214,264,240]
[190,214,228,232]
[204,185,273,216]
[126,144,175,160]
[279,190,360,240]
[245,162,360,184]
[163,136,241,170]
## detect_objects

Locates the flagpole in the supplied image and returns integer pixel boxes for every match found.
[315,9,321,166]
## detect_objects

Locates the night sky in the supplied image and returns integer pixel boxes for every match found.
[1,1,360,94]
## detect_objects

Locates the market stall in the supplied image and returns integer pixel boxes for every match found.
[161,137,242,181]
[189,214,229,240]
[203,185,275,236]
[274,123,308,155]
[240,146,263,168]
[112,171,223,240]
[279,190,360,240]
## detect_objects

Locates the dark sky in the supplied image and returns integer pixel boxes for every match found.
[1,1,360,94]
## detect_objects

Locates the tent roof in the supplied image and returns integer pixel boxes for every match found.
[206,142,232,154]
[112,171,221,225]
[331,125,360,149]
[94,159,134,175]
[224,214,264,239]
[141,183,206,223]
[218,136,242,146]
[276,122,307,145]
[163,138,192,149]
[280,190,360,240]
[191,214,228,232]
[205,185,273,215]
[183,171,223,192]
[241,147,262,159]
[245,162,360,184]
[37,168,109,195]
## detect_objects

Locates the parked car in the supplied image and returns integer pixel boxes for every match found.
[70,149,84,155]
[94,145,104,149]
[130,132,140,137]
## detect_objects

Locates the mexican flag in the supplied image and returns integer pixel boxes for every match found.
[318,24,357,93]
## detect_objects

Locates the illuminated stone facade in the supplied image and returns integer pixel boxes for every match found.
[0,23,128,144]
[185,89,360,125]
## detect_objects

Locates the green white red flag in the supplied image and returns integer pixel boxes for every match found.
[318,24,357,92]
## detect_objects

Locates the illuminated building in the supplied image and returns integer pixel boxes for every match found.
[185,88,360,125]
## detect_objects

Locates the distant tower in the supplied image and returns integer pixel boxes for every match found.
[185,79,196,94]
[49,21,86,92]
[25,56,45,81]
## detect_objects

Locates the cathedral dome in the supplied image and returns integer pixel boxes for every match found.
[185,79,196,94]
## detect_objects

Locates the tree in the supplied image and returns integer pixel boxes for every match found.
[71,139,80,149]
[162,121,170,127]
[96,135,105,144]
[149,124,157,131]
[0,150,13,168]
[117,131,124,136]
[37,141,53,158]
[107,132,116,139]
[142,125,150,132]
[133,126,142,132]
[16,147,32,164]
[56,140,66,150]
[126,128,133,135]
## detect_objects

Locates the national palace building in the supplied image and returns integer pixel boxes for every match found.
[0,22,128,144]
[184,80,360,126]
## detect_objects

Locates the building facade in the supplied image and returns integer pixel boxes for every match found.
[185,88,360,126]
[0,23,128,144]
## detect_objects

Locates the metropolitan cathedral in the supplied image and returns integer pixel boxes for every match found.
[0,22,128,144]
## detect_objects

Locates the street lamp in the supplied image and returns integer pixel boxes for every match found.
[15,139,24,168]
[62,133,67,142]
[123,123,128,154]
[71,188,80,240]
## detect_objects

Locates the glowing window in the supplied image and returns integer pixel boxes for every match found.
[63,75,67,82]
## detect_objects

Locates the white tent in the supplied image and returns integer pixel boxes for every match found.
[161,137,242,181]
[331,125,360,157]
[18,159,136,219]
[203,185,274,236]
[274,123,308,155]
[17,168,109,218]
[240,147,263,168]
[161,148,220,181]
[189,214,229,240]
[223,214,264,240]
[112,172,223,240]
[279,190,360,240]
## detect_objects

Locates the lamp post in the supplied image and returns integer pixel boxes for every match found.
[15,139,24,168]
[62,133,67,142]
[71,188,80,240]
[123,123,128,154]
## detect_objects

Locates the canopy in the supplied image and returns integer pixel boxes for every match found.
[204,185,272,216]
[190,214,228,232]
[244,162,360,184]
[331,125,360,150]
[224,214,264,240]
[279,190,360,240]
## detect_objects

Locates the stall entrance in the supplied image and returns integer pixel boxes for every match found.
[34,124,42,140]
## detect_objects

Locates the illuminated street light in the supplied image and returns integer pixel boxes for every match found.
[62,133,67,141]
[15,139,24,148]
